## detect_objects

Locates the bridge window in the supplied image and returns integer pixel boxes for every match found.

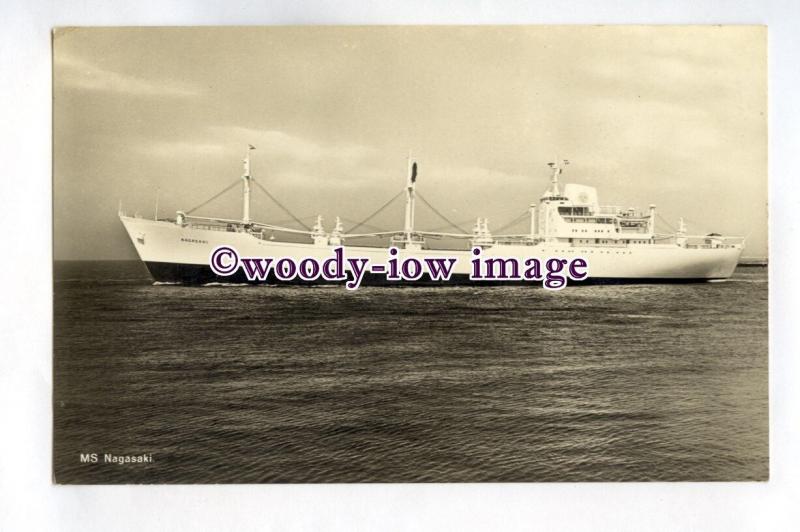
[558,206,590,216]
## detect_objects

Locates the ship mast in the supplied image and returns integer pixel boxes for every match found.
[546,157,568,196]
[529,202,536,239]
[539,157,569,241]
[403,153,418,244]
[242,144,255,224]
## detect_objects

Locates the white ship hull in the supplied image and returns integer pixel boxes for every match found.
[120,216,743,285]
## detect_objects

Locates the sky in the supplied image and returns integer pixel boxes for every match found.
[53,26,767,259]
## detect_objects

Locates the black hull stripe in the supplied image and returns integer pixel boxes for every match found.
[143,261,722,286]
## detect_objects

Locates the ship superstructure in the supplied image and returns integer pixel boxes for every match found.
[120,147,744,285]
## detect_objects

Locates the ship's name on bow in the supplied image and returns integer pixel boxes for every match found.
[181,237,209,244]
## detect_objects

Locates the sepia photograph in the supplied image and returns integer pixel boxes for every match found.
[52,25,767,484]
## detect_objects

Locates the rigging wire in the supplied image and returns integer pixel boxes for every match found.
[494,211,532,234]
[251,179,311,231]
[341,233,391,239]
[425,218,480,233]
[424,207,534,233]
[681,217,716,235]
[416,192,469,234]
[346,190,405,233]
[185,179,241,215]
[266,214,319,226]
[655,213,677,233]
[338,217,390,234]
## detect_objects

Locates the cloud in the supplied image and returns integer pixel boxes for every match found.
[206,126,376,164]
[133,126,380,187]
[55,53,200,98]
[138,140,228,158]
[117,126,392,221]
[136,126,376,164]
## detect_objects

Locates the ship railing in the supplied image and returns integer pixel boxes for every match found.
[682,235,745,249]
[597,205,624,215]
[598,205,651,218]
[653,233,744,249]
[492,236,541,246]
[562,216,615,224]
[390,233,427,244]
[570,241,628,248]
[345,230,406,239]
[684,243,742,249]
[189,223,234,233]
[182,214,314,236]
[683,234,745,242]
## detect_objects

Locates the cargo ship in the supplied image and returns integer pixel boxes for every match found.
[120,147,744,285]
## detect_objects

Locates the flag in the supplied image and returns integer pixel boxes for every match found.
[411,162,418,183]
[248,144,256,150]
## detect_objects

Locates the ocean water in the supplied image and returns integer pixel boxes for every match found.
[53,261,768,483]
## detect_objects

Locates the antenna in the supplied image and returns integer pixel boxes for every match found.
[154,188,160,221]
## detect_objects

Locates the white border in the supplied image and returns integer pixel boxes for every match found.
[1,1,798,530]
